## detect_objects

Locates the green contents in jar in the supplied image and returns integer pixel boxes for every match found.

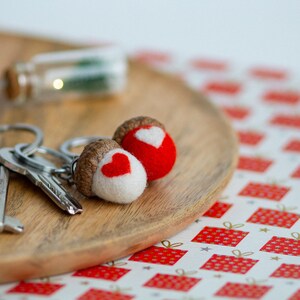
[54,58,116,92]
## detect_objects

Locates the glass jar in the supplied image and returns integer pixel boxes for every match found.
[3,46,127,103]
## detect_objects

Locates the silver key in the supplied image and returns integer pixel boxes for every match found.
[0,123,44,234]
[0,166,24,233]
[0,147,83,215]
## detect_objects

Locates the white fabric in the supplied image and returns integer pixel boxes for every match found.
[134,126,165,149]
[92,148,147,204]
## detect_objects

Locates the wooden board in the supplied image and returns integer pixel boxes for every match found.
[0,33,238,283]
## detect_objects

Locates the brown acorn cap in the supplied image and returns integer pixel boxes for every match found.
[113,116,165,145]
[74,139,121,197]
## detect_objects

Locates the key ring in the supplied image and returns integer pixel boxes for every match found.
[13,143,72,173]
[0,124,44,155]
[59,136,108,158]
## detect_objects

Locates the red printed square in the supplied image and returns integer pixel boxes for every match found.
[260,235,300,256]
[239,182,290,201]
[271,115,300,129]
[271,263,300,279]
[192,226,249,247]
[289,289,300,300]
[73,265,130,281]
[7,282,64,296]
[292,166,300,178]
[203,202,232,218]
[129,240,187,265]
[78,288,134,300]
[238,156,273,173]
[204,81,242,95]
[133,50,170,64]
[191,59,227,71]
[200,252,258,274]
[284,140,300,153]
[263,90,300,105]
[247,208,299,228]
[238,131,264,146]
[215,282,272,299]
[250,67,287,80]
[223,106,250,120]
[144,273,200,292]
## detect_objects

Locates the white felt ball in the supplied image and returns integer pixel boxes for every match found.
[91,148,147,204]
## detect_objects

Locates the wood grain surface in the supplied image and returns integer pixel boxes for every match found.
[0,33,238,283]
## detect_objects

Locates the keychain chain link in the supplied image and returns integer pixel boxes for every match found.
[52,158,78,185]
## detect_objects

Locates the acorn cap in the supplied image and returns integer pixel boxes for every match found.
[74,139,121,197]
[113,116,165,145]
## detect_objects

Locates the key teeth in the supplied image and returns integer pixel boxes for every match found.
[37,174,83,214]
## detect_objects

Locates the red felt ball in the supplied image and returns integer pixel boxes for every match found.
[121,125,176,181]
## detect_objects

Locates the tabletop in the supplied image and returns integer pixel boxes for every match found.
[0,3,300,299]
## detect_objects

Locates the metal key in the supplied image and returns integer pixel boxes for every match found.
[0,147,83,215]
[0,165,24,233]
[0,124,44,233]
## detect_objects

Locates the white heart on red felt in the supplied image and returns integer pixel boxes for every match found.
[134,126,165,149]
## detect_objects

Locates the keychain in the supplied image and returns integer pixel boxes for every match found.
[61,116,177,182]
[60,137,148,204]
[113,116,177,181]
[2,137,146,205]
[0,116,177,227]
[59,116,177,202]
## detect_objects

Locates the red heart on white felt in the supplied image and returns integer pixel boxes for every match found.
[134,126,165,149]
[101,153,131,178]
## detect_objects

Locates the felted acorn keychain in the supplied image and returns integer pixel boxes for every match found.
[113,116,176,181]
[73,139,147,204]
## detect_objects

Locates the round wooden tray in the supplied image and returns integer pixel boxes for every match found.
[0,34,238,283]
